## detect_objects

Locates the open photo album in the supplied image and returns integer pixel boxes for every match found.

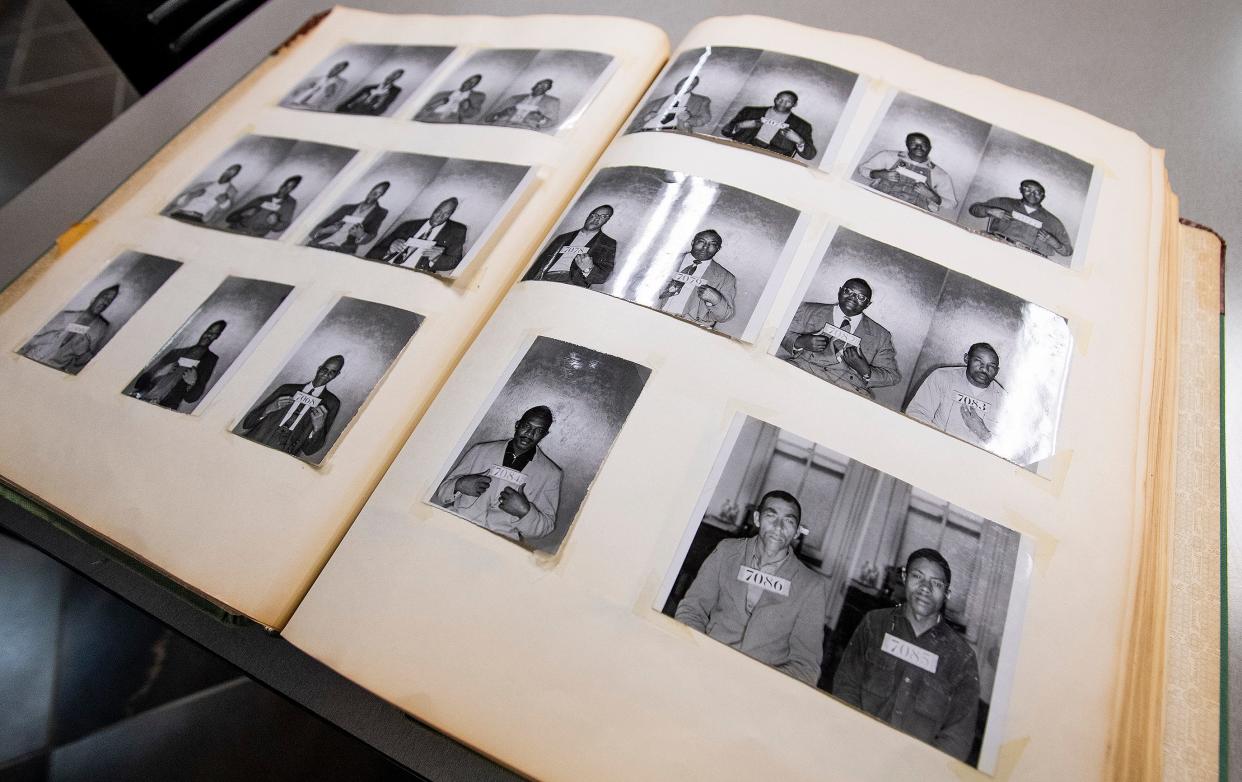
[0,8,1222,781]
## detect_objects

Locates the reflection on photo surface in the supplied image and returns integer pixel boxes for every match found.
[660,415,1027,771]
[523,166,802,342]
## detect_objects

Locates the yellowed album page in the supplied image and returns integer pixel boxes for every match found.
[284,15,1168,780]
[0,8,668,628]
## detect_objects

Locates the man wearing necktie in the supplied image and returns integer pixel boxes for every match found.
[365,197,468,273]
[238,354,344,458]
[656,229,737,329]
[780,277,901,400]
[224,175,301,238]
[632,75,713,132]
[524,204,617,287]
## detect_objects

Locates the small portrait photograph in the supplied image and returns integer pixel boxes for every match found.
[121,276,293,414]
[657,414,1030,772]
[776,227,947,412]
[956,126,1096,266]
[851,92,991,220]
[312,153,531,278]
[414,48,614,134]
[162,135,356,240]
[522,166,803,343]
[627,47,860,169]
[429,336,650,553]
[231,297,423,465]
[279,43,454,116]
[903,272,1072,466]
[17,251,182,375]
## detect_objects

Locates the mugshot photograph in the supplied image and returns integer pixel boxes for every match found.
[902,272,1072,466]
[282,44,453,116]
[163,135,356,241]
[416,48,614,135]
[957,126,1095,266]
[523,166,802,343]
[18,252,181,376]
[852,92,992,219]
[361,157,531,277]
[777,227,947,411]
[123,277,292,414]
[430,336,649,554]
[626,47,735,134]
[233,297,422,465]
[658,415,1030,769]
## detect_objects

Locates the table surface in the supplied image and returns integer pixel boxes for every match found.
[0,1,1236,778]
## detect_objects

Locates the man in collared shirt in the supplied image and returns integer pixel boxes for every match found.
[20,284,119,374]
[968,179,1074,259]
[721,90,817,160]
[857,132,958,214]
[905,342,1006,450]
[224,175,301,238]
[780,277,901,399]
[633,75,713,132]
[336,68,405,116]
[238,354,343,457]
[288,60,349,109]
[308,181,391,255]
[524,204,617,287]
[168,164,242,224]
[129,320,226,411]
[416,74,486,124]
[833,548,980,762]
[366,197,468,273]
[434,405,562,543]
[675,490,829,686]
[656,229,737,329]
[484,78,561,130]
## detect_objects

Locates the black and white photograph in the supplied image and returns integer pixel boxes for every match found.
[522,166,803,342]
[626,46,861,169]
[304,151,531,277]
[776,226,1073,467]
[279,43,454,117]
[231,296,422,465]
[17,251,182,375]
[957,126,1095,266]
[162,135,356,240]
[657,414,1030,772]
[777,228,945,412]
[903,271,1072,465]
[413,48,614,134]
[851,92,991,221]
[852,91,1098,266]
[428,336,649,553]
[121,276,293,413]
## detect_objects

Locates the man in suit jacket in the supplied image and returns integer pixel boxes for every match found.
[483,78,560,130]
[675,490,828,686]
[633,75,712,132]
[656,229,737,329]
[130,320,225,411]
[307,181,390,255]
[720,90,817,160]
[365,197,467,273]
[224,175,301,238]
[416,74,486,123]
[780,277,901,400]
[524,204,616,287]
[434,405,562,544]
[238,354,343,458]
[167,163,242,224]
[335,68,404,116]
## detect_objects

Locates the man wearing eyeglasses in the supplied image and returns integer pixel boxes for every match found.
[674,490,829,686]
[780,277,901,400]
[832,548,980,762]
[434,405,562,543]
